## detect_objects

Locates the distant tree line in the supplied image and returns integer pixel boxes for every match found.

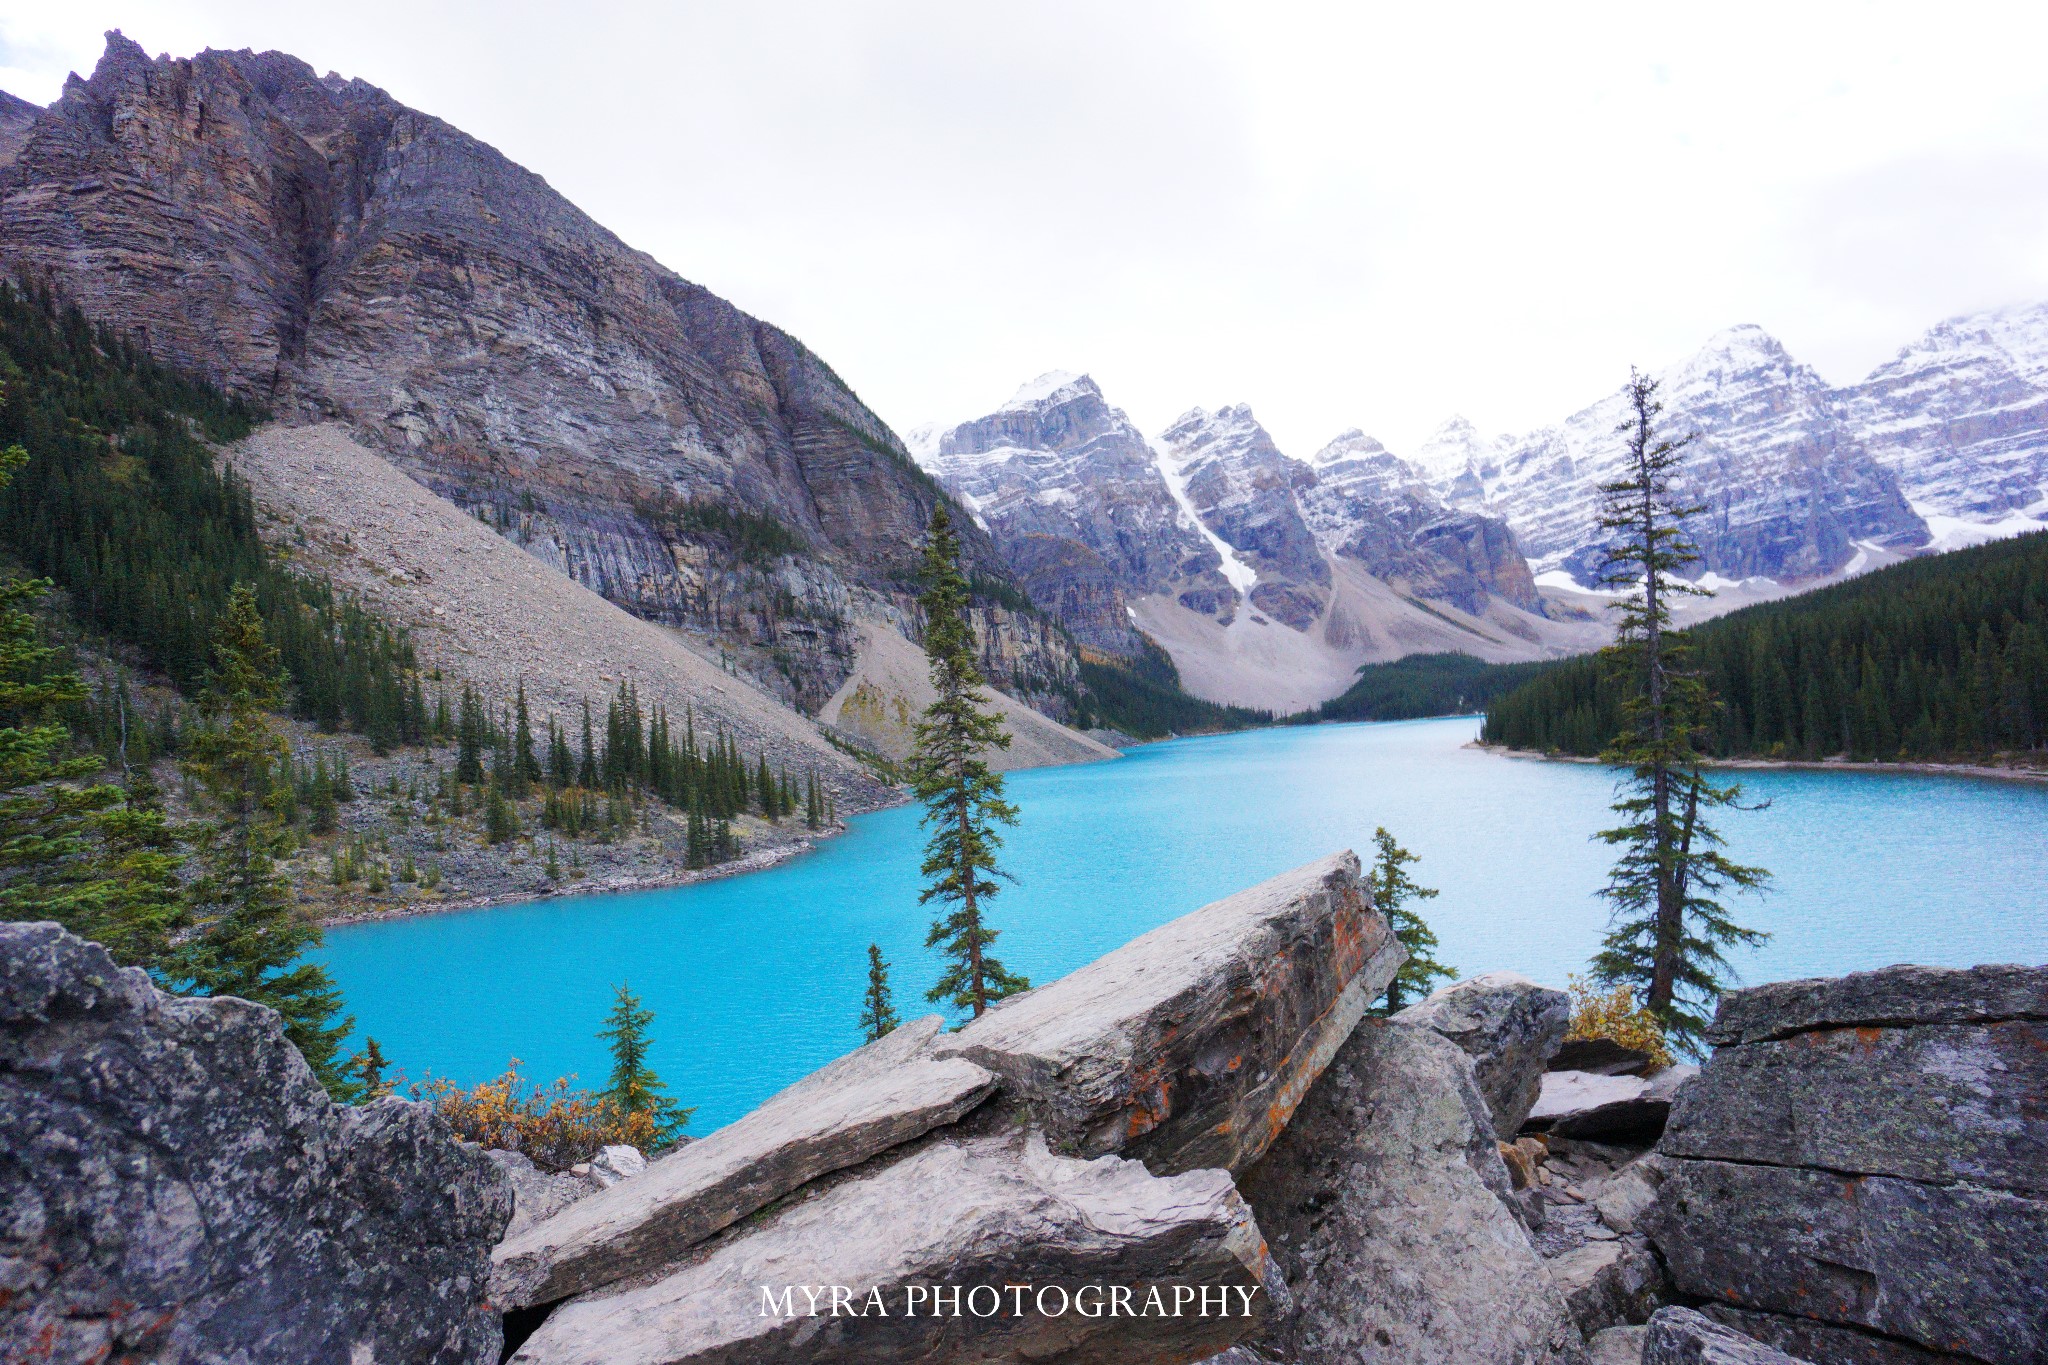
[1484,530,2048,762]
[0,281,428,749]
[1308,652,1556,723]
[1071,638,1270,739]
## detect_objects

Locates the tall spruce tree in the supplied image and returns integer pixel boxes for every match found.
[1590,372,1770,1052]
[180,584,356,1096]
[1369,826,1455,1013]
[597,982,690,1148]
[859,943,899,1042]
[908,503,1028,1020]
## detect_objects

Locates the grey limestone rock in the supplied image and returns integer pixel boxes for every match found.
[493,1014,995,1307]
[1589,1326,1649,1365]
[937,850,1403,1176]
[1644,1308,1813,1365]
[1697,1307,1977,1365]
[510,1129,1282,1365]
[491,1150,603,1240]
[1645,963,2048,1365]
[1238,1019,1586,1365]
[1545,1235,1669,1340]
[1531,1065,1697,1141]
[0,921,509,1365]
[1394,969,1570,1135]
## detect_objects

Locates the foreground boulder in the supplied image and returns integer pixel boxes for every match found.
[1529,1065,1696,1142]
[0,922,510,1364]
[1643,1308,1811,1364]
[938,850,1403,1175]
[494,1015,994,1307]
[1238,1019,1586,1364]
[1394,970,1570,1135]
[1646,963,2048,1364]
[511,1130,1282,1364]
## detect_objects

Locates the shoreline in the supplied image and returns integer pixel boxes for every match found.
[315,821,865,929]
[1470,741,2048,784]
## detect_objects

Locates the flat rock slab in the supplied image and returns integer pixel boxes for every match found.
[1643,1308,1810,1364]
[0,922,508,1365]
[1698,1307,1976,1365]
[493,1016,995,1307]
[1238,1020,1585,1365]
[1643,1158,2048,1364]
[1552,1037,1654,1076]
[1660,1019,2048,1195]
[1706,963,2048,1047]
[1530,1066,1695,1141]
[1395,970,1570,1135]
[937,850,1402,1175]
[510,1131,1282,1365]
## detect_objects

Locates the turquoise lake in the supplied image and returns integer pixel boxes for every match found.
[320,717,2048,1132]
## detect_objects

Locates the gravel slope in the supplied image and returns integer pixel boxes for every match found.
[231,424,891,810]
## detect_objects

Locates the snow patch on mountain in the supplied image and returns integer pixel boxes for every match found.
[1155,438,1259,595]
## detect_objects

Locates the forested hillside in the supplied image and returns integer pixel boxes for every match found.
[0,283,428,747]
[1482,532,2048,762]
[1309,652,1556,723]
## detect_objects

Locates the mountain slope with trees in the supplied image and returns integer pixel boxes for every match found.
[1483,529,2048,763]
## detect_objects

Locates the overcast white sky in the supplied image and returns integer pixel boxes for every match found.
[6,2,2048,456]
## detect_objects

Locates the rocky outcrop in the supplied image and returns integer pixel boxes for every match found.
[1644,1308,1813,1364]
[494,1016,997,1307]
[1238,1019,1587,1364]
[1394,970,1571,1135]
[0,921,510,1364]
[915,373,1232,653]
[1530,1066,1698,1142]
[936,850,1403,1175]
[0,33,1070,713]
[1645,963,2048,1364]
[511,1129,1282,1365]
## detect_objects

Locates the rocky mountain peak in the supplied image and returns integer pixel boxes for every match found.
[1312,429,1396,467]
[1001,370,1100,412]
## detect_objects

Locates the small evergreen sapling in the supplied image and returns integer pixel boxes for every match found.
[1369,826,1455,1013]
[859,943,899,1042]
[597,982,691,1150]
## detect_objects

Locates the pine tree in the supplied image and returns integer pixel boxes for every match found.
[596,982,691,1148]
[578,700,600,788]
[1589,372,1771,1053]
[1370,826,1455,1013]
[513,682,541,794]
[455,686,487,786]
[307,755,338,834]
[859,943,899,1042]
[179,584,356,1096]
[483,783,519,845]
[908,502,1028,1020]
[348,1036,393,1099]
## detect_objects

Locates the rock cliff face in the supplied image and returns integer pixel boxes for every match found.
[1434,327,1928,586]
[0,922,510,1364]
[914,373,1230,655]
[0,33,1070,713]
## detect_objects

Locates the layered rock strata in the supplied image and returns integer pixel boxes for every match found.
[1393,969,1571,1135]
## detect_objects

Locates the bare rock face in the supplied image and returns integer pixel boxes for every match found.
[1160,405,1330,631]
[1393,970,1570,1135]
[510,1130,1283,1365]
[936,850,1403,1175]
[1237,1019,1587,1365]
[1643,1308,1813,1365]
[1529,1066,1697,1143]
[1645,963,2048,1365]
[1698,1307,1978,1365]
[0,33,1070,712]
[493,1016,997,1308]
[0,922,510,1365]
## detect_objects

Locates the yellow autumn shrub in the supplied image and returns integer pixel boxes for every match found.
[410,1061,665,1171]
[1563,976,1674,1070]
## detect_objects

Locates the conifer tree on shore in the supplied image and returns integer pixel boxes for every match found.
[859,943,899,1042]
[1591,372,1770,1052]
[909,503,1028,1020]
[597,982,690,1148]
[179,584,355,1096]
[1370,827,1454,1013]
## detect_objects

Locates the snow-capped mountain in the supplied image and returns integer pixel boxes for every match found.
[1838,302,2048,535]
[1431,326,1928,585]
[916,379,1590,711]
[912,373,1230,654]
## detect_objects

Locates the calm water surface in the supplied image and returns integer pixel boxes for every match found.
[320,717,2048,1130]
